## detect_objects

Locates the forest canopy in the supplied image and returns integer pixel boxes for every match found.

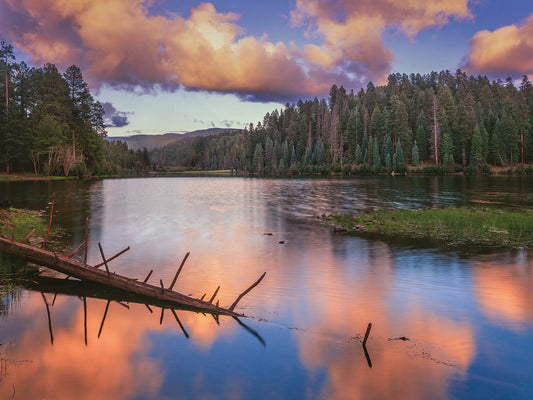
[151,70,533,175]
[2,36,532,177]
[0,40,148,176]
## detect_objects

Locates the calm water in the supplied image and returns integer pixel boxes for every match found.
[1,176,532,400]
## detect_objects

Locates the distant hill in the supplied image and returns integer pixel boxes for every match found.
[108,128,241,151]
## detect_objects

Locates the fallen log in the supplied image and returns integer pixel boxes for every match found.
[0,236,264,317]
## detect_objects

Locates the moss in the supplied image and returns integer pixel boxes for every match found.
[0,207,68,271]
[323,206,533,250]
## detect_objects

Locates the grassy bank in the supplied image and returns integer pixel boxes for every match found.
[323,206,533,249]
[0,173,72,182]
[1,207,67,272]
[152,169,234,177]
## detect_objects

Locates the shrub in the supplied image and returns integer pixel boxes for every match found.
[421,165,452,175]
[358,163,371,173]
[481,164,492,175]
[395,163,408,174]
[343,164,352,175]
[70,161,89,178]
[464,165,477,175]
[514,164,525,175]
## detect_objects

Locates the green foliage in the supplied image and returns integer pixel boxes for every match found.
[0,41,121,175]
[481,164,492,175]
[324,206,533,249]
[415,111,429,161]
[411,141,420,167]
[464,165,477,175]
[138,69,533,175]
[0,208,66,249]
[70,161,88,178]
[421,165,453,174]
[393,139,406,173]
[343,164,351,175]
[253,143,264,173]
[514,164,526,175]
[354,143,363,165]
[470,124,484,169]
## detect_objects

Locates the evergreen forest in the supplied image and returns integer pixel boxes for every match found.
[0,41,149,176]
[151,70,533,175]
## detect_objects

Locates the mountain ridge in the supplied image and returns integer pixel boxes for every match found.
[108,128,242,150]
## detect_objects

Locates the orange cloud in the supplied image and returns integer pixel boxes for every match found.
[291,241,475,400]
[473,259,533,330]
[464,13,533,77]
[291,0,473,85]
[0,0,474,100]
[0,290,242,400]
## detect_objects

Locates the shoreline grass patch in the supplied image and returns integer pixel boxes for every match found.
[323,206,533,249]
[1,208,68,272]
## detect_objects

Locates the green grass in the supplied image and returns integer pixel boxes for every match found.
[0,174,71,182]
[1,208,49,241]
[323,206,533,249]
[1,207,68,272]
[152,169,234,177]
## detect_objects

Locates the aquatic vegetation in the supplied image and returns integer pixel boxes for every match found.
[0,208,49,242]
[0,208,67,271]
[323,206,533,249]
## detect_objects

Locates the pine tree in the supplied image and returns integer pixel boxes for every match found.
[412,141,420,167]
[489,119,503,165]
[264,137,274,174]
[253,143,264,173]
[394,139,406,172]
[470,124,484,169]
[316,138,326,165]
[362,133,369,163]
[290,144,297,169]
[415,111,429,161]
[354,144,363,165]
[372,136,380,171]
[385,153,392,173]
[382,135,393,166]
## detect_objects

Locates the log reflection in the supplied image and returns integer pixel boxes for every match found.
[25,276,265,346]
[40,292,54,346]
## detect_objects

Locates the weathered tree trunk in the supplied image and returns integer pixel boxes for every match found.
[0,237,253,316]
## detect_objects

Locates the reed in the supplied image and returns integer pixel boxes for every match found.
[324,206,533,249]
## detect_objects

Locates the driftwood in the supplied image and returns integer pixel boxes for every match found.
[0,199,265,317]
[0,236,265,316]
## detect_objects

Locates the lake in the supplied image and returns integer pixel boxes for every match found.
[1,176,532,400]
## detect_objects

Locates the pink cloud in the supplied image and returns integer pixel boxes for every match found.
[291,0,473,85]
[0,0,474,100]
[463,13,533,77]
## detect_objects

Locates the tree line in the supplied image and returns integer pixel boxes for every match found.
[151,70,533,175]
[0,40,148,176]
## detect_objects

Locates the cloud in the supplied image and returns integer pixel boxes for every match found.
[290,0,473,85]
[101,102,131,128]
[0,0,474,101]
[221,120,239,128]
[463,13,533,78]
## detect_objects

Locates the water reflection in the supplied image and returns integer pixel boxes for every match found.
[291,240,476,400]
[0,177,532,399]
[473,255,533,330]
[0,287,257,400]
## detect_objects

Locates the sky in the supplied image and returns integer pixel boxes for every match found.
[1,0,532,137]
